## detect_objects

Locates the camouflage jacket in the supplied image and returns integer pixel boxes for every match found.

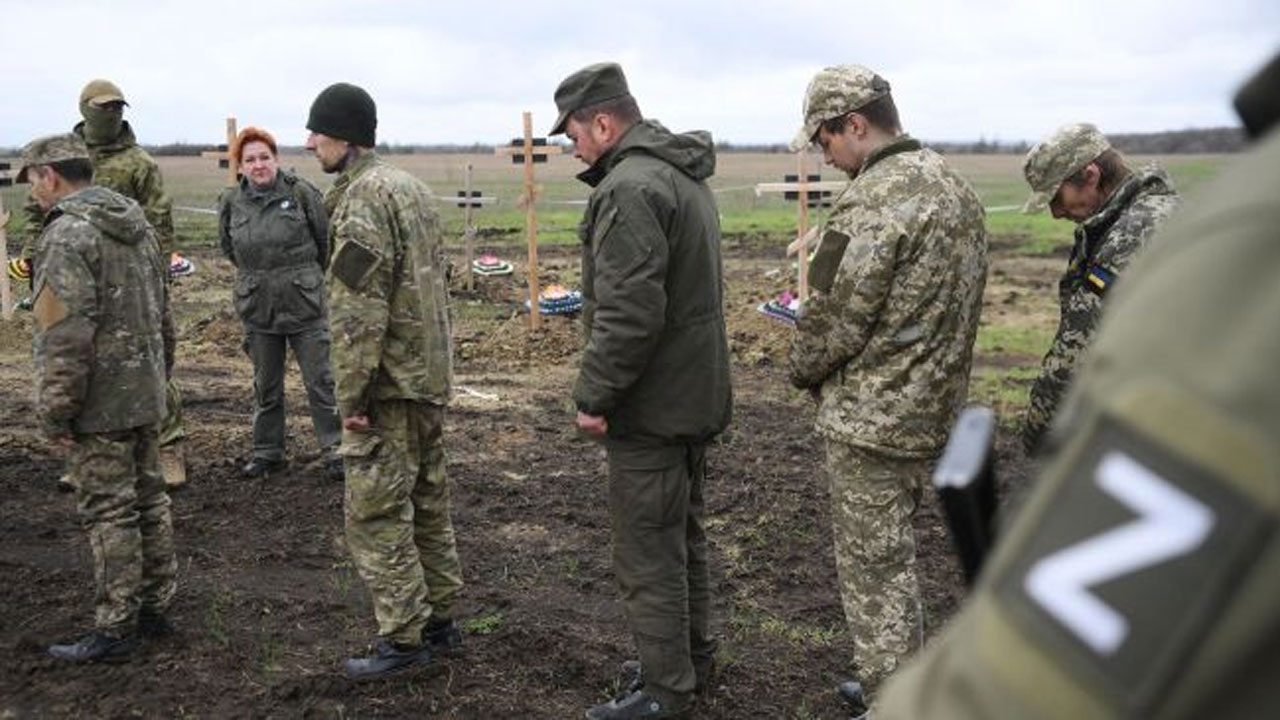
[325,152,452,416]
[788,136,988,456]
[1021,166,1179,452]
[31,186,172,438]
[23,122,175,256]
[573,120,732,444]
[219,170,330,334]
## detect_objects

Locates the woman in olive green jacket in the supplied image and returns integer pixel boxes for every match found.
[219,126,342,480]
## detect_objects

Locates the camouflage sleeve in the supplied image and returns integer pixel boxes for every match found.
[296,178,331,269]
[19,192,44,265]
[32,221,99,437]
[1021,287,1101,452]
[217,189,235,265]
[787,217,899,389]
[326,190,395,418]
[572,186,670,415]
[134,158,175,254]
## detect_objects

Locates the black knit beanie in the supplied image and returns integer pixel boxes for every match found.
[307,83,377,147]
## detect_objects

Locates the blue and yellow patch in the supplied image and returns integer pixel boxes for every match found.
[1086,264,1115,296]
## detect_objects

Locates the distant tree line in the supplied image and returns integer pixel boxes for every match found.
[0,127,1246,157]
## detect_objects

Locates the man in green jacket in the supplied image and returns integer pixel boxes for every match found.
[21,133,177,661]
[16,79,188,490]
[1019,123,1179,453]
[876,52,1280,720]
[551,62,732,720]
[305,83,463,680]
[788,65,988,714]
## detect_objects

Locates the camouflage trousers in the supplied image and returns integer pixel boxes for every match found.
[605,440,716,713]
[158,378,185,447]
[342,400,463,647]
[68,424,177,635]
[243,327,341,461]
[824,439,929,692]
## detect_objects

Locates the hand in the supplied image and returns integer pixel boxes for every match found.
[343,413,371,431]
[575,411,608,438]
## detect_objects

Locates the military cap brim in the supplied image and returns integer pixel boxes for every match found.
[550,62,630,136]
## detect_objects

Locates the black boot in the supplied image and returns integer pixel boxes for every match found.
[138,609,176,639]
[242,457,286,478]
[585,689,686,720]
[422,617,462,652]
[325,456,345,482]
[838,680,869,719]
[48,631,138,662]
[344,639,431,680]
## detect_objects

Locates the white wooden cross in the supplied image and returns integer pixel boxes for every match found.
[452,164,499,291]
[754,155,844,299]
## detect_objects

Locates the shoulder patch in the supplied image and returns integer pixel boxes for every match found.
[1085,264,1115,296]
[331,240,383,290]
[808,230,851,294]
[995,413,1269,715]
[33,281,69,331]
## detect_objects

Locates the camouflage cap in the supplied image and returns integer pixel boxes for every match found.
[79,78,128,108]
[15,133,91,183]
[790,64,891,152]
[1021,123,1111,213]
[550,62,630,136]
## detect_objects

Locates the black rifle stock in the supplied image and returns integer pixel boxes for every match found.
[932,406,997,585]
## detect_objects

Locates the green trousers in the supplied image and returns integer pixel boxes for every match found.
[69,423,177,635]
[342,400,463,646]
[243,327,341,461]
[606,440,716,712]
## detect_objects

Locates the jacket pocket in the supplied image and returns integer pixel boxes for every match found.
[232,275,267,326]
[290,269,326,318]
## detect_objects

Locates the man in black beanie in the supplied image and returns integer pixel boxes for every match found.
[306,83,464,680]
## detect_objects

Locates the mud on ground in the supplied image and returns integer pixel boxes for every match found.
[0,241,1042,718]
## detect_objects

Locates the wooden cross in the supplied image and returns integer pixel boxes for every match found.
[453,163,498,291]
[0,160,14,187]
[755,157,844,299]
[493,111,563,328]
[0,186,12,319]
[199,117,240,188]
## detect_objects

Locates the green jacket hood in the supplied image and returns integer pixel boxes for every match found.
[54,186,152,246]
[581,120,716,187]
[72,119,139,153]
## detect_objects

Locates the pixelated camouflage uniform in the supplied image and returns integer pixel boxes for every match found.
[1021,167,1179,452]
[23,120,185,449]
[32,183,176,636]
[219,170,340,464]
[325,151,461,647]
[789,135,988,690]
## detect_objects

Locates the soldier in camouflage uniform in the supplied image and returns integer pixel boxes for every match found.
[19,79,188,489]
[1019,123,1179,453]
[20,133,177,662]
[786,65,988,711]
[550,62,732,720]
[877,51,1280,720]
[219,126,342,481]
[304,83,463,680]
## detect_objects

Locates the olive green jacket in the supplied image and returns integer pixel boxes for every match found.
[23,121,175,256]
[31,186,171,438]
[219,171,330,334]
[878,129,1280,720]
[573,120,732,444]
[325,152,452,417]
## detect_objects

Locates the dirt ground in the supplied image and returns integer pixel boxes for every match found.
[0,239,1044,719]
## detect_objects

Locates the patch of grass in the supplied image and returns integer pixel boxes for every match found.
[729,602,842,647]
[207,584,235,648]
[985,211,1073,254]
[462,612,505,635]
[975,323,1054,357]
[967,365,1040,419]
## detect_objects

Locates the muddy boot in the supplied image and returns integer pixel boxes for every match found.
[344,639,432,680]
[325,455,345,482]
[585,689,689,720]
[242,457,286,478]
[422,617,462,652]
[56,473,75,493]
[48,631,138,662]
[159,442,187,490]
[838,680,869,720]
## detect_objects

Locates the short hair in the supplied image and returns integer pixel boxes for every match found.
[1063,148,1132,195]
[45,158,95,184]
[569,93,642,128]
[232,126,278,165]
[818,94,903,137]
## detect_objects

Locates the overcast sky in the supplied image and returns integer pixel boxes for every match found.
[4,0,1278,148]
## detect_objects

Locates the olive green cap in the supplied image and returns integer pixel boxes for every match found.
[550,62,630,136]
[1022,123,1111,213]
[79,78,128,108]
[16,133,91,183]
[790,64,891,152]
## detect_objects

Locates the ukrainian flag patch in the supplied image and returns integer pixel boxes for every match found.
[1086,264,1115,296]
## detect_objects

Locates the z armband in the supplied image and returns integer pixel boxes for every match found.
[331,240,383,290]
